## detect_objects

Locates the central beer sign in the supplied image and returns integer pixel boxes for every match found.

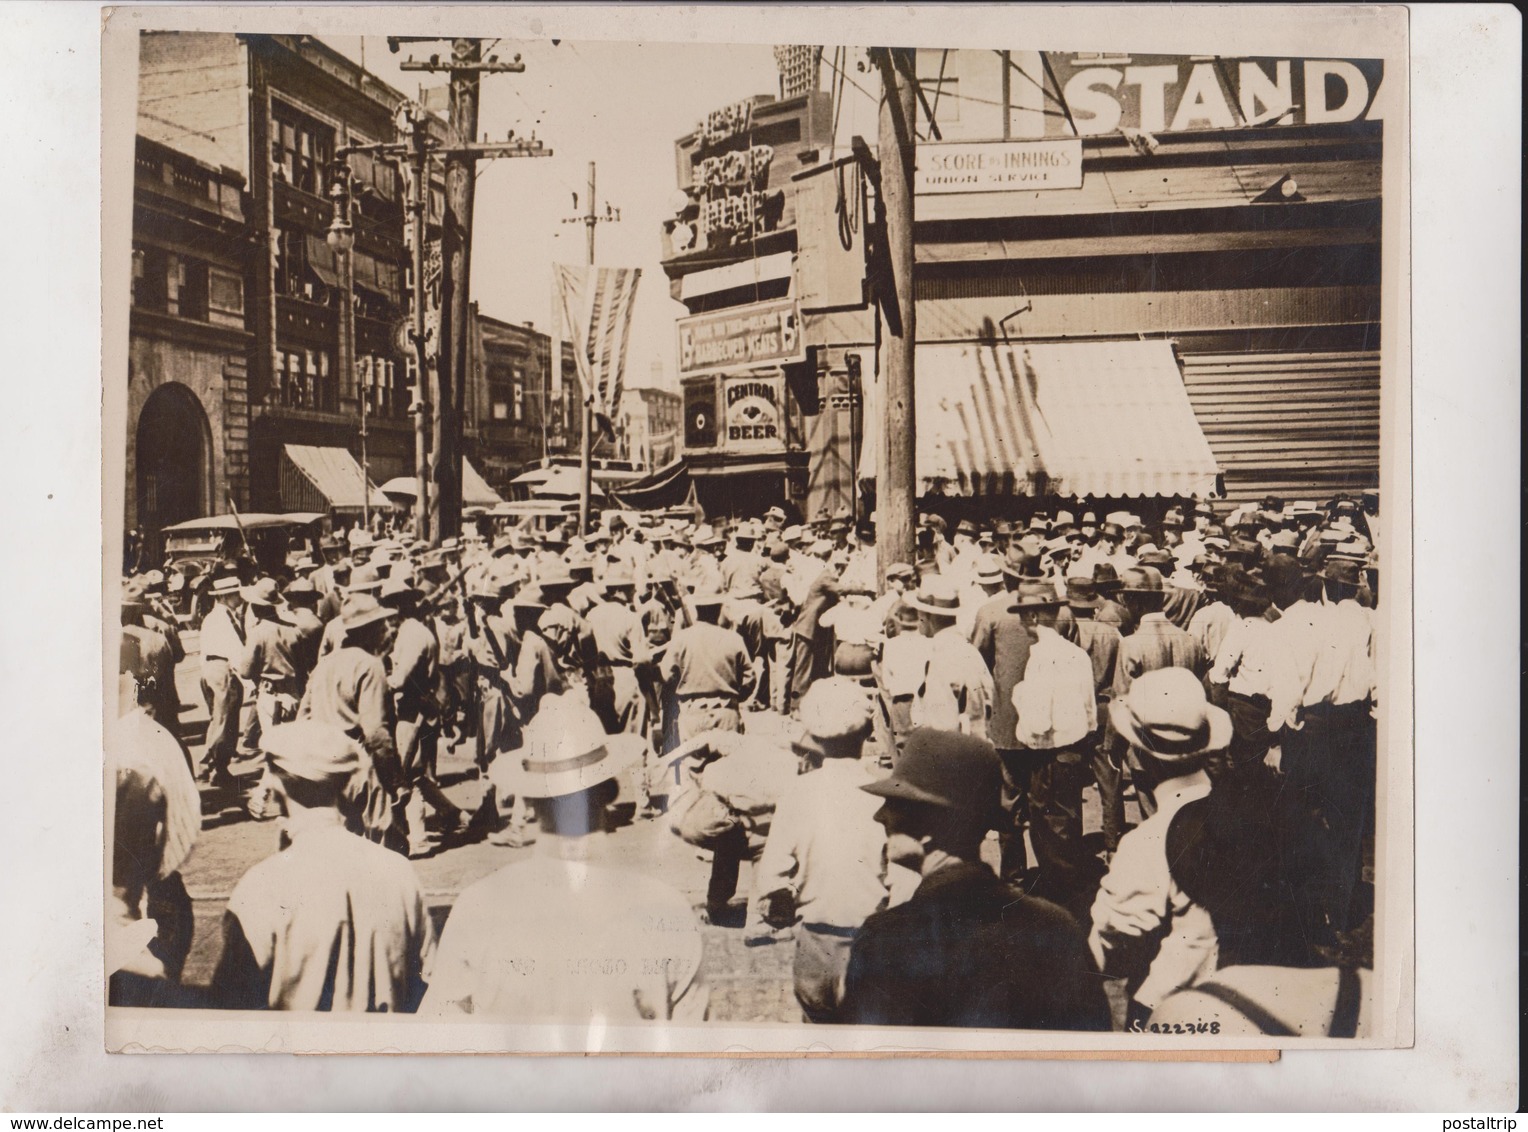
[721,374,784,451]
[677,298,803,377]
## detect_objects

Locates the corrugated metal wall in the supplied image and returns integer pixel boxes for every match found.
[1179,350,1380,507]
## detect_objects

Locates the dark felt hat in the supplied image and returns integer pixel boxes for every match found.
[861,727,1001,823]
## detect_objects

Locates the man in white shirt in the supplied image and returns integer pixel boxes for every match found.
[1269,556,1377,938]
[198,576,248,789]
[1090,668,1230,1027]
[751,679,889,1022]
[905,576,993,738]
[1007,582,1099,918]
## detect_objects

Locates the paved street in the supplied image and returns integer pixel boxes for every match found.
[163,631,1199,1025]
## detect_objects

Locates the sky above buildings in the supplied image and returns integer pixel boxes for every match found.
[325,37,882,393]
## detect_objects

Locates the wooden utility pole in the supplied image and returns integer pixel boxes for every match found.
[873,47,918,578]
[560,161,622,535]
[395,37,548,543]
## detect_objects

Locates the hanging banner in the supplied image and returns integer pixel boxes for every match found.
[677,298,803,377]
[553,263,643,435]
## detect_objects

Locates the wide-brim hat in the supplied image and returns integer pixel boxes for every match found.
[492,695,647,800]
[1099,522,1125,540]
[1064,575,1103,610]
[1092,563,1123,593]
[1108,668,1231,761]
[861,728,1001,821]
[283,577,319,603]
[1320,557,1363,586]
[537,565,576,590]
[240,578,285,607]
[904,578,961,616]
[209,575,243,597]
[262,720,362,784]
[1121,566,1167,594]
[1012,581,1064,609]
[339,593,399,634]
[379,576,420,605]
[884,562,917,582]
[998,551,1031,580]
[511,585,549,611]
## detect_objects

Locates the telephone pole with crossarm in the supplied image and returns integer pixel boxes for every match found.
[392,37,550,543]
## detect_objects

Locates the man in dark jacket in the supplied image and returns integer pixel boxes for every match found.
[837,728,1111,1031]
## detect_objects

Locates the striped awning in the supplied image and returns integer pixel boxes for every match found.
[861,339,1221,499]
[280,445,390,513]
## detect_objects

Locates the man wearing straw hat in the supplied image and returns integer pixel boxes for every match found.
[211,721,434,1012]
[661,592,755,742]
[1005,580,1099,917]
[904,576,992,738]
[298,592,403,853]
[381,576,465,857]
[424,695,709,1022]
[196,574,247,790]
[1089,668,1231,1026]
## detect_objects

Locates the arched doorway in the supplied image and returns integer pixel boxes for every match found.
[136,382,212,562]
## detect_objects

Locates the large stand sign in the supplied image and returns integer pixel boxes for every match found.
[1034,54,1386,137]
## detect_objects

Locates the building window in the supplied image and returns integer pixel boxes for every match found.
[207,268,245,328]
[358,354,401,419]
[513,367,525,421]
[178,260,210,322]
[131,248,146,307]
[274,227,313,299]
[271,346,335,411]
[271,102,335,196]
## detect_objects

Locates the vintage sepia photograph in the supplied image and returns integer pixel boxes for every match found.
[102,7,1411,1055]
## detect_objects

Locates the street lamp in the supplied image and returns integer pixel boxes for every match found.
[327,178,366,527]
[326,181,355,253]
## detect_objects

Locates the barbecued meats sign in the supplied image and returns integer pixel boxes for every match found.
[1034,55,1386,136]
[677,299,804,377]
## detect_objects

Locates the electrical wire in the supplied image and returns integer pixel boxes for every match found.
[136,60,242,79]
[138,83,242,104]
[818,48,879,110]
[136,110,245,144]
[826,45,844,163]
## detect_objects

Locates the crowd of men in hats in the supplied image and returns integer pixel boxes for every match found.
[110,490,1377,1035]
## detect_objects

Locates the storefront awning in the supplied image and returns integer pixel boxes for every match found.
[381,460,502,506]
[860,339,1221,499]
[461,459,503,507]
[280,444,390,513]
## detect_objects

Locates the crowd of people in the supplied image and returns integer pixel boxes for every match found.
[111,490,1379,1036]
